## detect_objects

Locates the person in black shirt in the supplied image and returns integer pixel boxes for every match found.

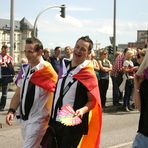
[50,46,62,73]
[0,45,14,111]
[43,36,102,148]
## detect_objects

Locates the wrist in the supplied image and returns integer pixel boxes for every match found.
[135,89,140,93]
[7,108,16,114]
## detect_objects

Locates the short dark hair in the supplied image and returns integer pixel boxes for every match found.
[54,46,61,51]
[2,45,8,49]
[123,48,129,54]
[26,37,43,52]
[76,36,93,51]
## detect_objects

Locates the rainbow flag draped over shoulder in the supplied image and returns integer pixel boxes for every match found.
[30,61,58,92]
[73,61,102,148]
[60,59,102,148]
[15,64,28,85]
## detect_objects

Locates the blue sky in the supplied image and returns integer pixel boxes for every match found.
[1,0,148,49]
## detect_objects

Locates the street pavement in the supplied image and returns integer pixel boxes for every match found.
[0,78,137,148]
[0,79,112,148]
[0,91,22,148]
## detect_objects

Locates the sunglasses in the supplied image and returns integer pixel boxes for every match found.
[103,53,108,55]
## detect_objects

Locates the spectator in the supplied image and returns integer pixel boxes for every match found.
[42,48,51,63]
[6,38,57,148]
[120,49,136,111]
[136,48,147,65]
[0,45,14,111]
[50,46,62,73]
[110,48,129,106]
[98,49,112,108]
[87,49,100,82]
[63,46,73,60]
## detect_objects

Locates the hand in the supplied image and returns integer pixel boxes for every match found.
[133,66,139,71]
[0,62,7,67]
[6,113,14,126]
[75,108,86,119]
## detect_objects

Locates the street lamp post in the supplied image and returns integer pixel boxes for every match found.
[147,27,148,48]
[113,0,116,56]
[33,4,66,38]
[10,0,14,58]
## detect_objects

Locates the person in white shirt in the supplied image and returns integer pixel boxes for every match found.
[6,37,57,148]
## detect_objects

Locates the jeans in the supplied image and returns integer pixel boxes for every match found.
[133,133,148,148]
[123,79,133,107]
[0,83,8,108]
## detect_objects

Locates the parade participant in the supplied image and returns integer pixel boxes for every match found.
[6,37,57,148]
[132,49,148,148]
[0,45,14,111]
[44,36,102,148]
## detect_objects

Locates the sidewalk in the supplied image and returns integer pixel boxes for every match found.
[0,91,22,148]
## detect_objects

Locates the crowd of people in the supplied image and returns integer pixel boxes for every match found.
[0,36,147,147]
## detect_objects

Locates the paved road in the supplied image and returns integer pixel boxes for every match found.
[101,111,139,148]
[0,78,139,148]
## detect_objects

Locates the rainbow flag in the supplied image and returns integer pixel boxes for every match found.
[30,61,58,92]
[15,64,28,85]
[67,61,102,148]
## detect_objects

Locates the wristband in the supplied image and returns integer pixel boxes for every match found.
[136,89,140,93]
[8,108,16,114]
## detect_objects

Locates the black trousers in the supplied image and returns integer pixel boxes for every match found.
[99,79,109,107]
[0,82,8,108]
[51,121,83,148]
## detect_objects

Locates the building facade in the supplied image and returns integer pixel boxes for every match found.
[0,17,33,64]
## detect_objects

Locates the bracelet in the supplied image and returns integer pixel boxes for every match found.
[7,108,16,114]
[136,89,140,93]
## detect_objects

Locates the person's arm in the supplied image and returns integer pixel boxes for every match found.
[98,60,111,72]
[75,92,96,118]
[93,59,100,71]
[122,60,133,74]
[6,87,20,126]
[108,60,112,71]
[133,75,143,111]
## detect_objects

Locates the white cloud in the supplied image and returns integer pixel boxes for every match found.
[67,6,94,12]
[35,14,83,33]
[56,15,83,28]
[31,14,148,48]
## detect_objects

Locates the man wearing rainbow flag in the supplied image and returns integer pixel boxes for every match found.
[6,38,57,148]
[49,36,102,148]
